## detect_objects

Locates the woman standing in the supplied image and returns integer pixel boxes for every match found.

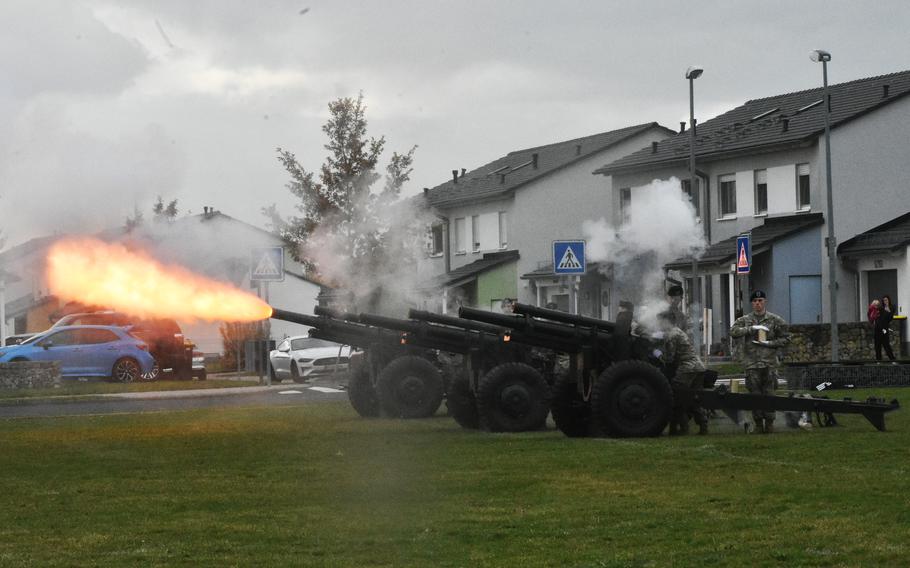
[874,295,896,362]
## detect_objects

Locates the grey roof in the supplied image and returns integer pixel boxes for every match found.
[666,213,824,269]
[838,212,910,256]
[596,69,910,175]
[424,123,674,208]
[424,250,520,289]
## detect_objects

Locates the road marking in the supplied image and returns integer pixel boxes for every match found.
[308,386,345,393]
[278,390,303,395]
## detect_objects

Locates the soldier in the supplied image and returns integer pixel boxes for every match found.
[729,290,791,433]
[666,284,691,336]
[655,311,708,435]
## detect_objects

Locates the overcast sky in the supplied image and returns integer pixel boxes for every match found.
[1,0,908,249]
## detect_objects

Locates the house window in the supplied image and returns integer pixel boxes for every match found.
[498,212,508,248]
[681,179,701,218]
[471,215,480,252]
[797,163,810,210]
[719,174,736,217]
[429,223,444,256]
[754,169,768,215]
[454,217,466,253]
[619,188,631,224]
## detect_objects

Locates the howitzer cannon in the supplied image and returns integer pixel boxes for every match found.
[270,307,551,430]
[459,302,899,437]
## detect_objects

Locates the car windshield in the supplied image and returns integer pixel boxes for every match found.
[290,338,339,350]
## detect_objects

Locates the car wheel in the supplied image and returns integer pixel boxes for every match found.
[196,369,207,381]
[291,363,305,384]
[112,358,141,383]
[141,362,161,381]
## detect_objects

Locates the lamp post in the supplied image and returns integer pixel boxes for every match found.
[811,49,839,363]
[686,65,703,356]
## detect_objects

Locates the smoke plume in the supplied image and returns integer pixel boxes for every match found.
[583,177,704,328]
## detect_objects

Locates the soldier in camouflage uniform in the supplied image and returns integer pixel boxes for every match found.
[666,285,692,337]
[729,290,791,433]
[656,312,708,435]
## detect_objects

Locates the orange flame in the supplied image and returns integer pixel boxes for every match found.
[47,237,273,322]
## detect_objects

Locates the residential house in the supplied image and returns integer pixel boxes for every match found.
[422,123,675,314]
[596,70,910,344]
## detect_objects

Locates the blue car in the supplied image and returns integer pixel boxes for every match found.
[0,325,157,382]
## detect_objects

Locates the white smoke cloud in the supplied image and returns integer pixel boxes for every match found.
[583,177,704,328]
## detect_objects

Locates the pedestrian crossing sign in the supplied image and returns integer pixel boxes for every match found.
[251,246,285,282]
[736,234,751,274]
[553,241,586,275]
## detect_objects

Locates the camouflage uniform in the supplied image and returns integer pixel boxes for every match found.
[660,326,707,434]
[729,310,790,431]
[667,303,692,337]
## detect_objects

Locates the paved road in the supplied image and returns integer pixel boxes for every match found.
[0,383,348,419]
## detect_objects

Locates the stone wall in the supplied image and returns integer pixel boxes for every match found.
[784,319,906,363]
[0,362,61,390]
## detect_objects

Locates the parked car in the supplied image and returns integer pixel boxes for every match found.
[192,350,207,381]
[52,312,194,380]
[0,325,157,382]
[269,336,352,383]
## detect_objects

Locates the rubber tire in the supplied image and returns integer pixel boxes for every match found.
[196,369,207,381]
[376,356,444,419]
[269,364,280,384]
[476,362,550,432]
[112,358,141,383]
[590,360,673,438]
[551,373,592,438]
[347,363,381,418]
[446,374,480,429]
[141,362,160,381]
[291,363,305,384]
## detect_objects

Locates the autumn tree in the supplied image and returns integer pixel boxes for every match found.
[124,196,180,232]
[266,93,417,310]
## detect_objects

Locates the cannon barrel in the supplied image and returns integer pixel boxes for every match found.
[313,305,360,321]
[510,302,616,333]
[458,306,614,348]
[270,307,321,328]
[270,306,402,349]
[408,309,506,335]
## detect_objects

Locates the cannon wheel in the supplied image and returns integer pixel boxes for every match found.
[347,362,380,418]
[551,373,592,438]
[591,360,672,438]
[476,362,550,432]
[446,374,480,429]
[377,356,444,418]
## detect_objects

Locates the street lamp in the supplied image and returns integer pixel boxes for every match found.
[686,65,703,356]
[810,49,839,363]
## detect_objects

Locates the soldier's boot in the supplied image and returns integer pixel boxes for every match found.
[698,422,709,435]
[678,420,690,435]
[764,421,774,434]
[668,422,680,436]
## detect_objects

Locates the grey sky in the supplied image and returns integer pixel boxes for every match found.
[2,0,908,249]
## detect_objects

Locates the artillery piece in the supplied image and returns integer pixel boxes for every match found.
[459,302,900,437]
[270,307,552,431]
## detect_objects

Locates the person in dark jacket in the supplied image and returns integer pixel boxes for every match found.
[874,295,896,362]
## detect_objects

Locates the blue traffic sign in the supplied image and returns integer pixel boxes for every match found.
[736,234,751,274]
[553,241,586,275]
[251,247,285,282]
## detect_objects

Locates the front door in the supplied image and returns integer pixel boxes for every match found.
[867,269,898,313]
[789,275,822,324]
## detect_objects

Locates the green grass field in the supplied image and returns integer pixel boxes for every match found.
[0,378,260,401]
[1,388,908,567]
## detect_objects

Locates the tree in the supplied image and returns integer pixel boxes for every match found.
[219,321,260,371]
[124,196,179,232]
[267,93,417,310]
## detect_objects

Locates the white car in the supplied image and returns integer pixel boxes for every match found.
[269,336,352,383]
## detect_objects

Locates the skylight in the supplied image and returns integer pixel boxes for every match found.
[750,107,780,122]
[796,99,823,113]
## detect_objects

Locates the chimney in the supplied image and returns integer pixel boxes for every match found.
[575,144,582,156]
[781,118,789,132]
[499,174,506,184]
[452,170,458,184]
[883,84,890,98]
[461,168,466,178]
[203,206,209,215]
[651,141,659,153]
[679,121,686,133]
[423,187,428,195]
[532,153,539,169]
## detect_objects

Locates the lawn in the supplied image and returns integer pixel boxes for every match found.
[1,388,908,567]
[0,378,260,401]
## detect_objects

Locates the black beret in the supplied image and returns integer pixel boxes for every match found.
[750,290,767,301]
[667,285,684,297]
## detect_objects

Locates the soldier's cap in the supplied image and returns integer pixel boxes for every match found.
[667,285,683,297]
[619,300,634,309]
[750,290,767,301]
